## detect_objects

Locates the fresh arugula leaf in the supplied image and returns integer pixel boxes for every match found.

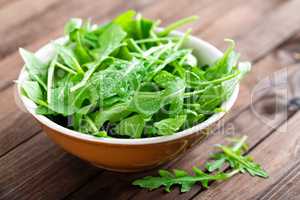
[133,167,229,192]
[133,136,268,193]
[20,80,44,104]
[19,11,251,138]
[154,115,186,135]
[115,114,146,138]
[19,48,48,91]
[94,103,131,128]
[64,18,82,35]
[53,43,84,74]
[218,145,268,178]
[158,16,198,37]
[94,23,127,59]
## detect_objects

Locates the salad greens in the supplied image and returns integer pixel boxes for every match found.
[133,136,268,192]
[19,10,250,138]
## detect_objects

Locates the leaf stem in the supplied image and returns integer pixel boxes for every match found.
[184,89,206,98]
[85,115,98,133]
[128,39,144,54]
[135,37,179,44]
[47,56,57,103]
[56,62,77,75]
[158,16,198,37]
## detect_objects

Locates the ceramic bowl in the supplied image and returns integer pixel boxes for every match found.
[17,30,239,172]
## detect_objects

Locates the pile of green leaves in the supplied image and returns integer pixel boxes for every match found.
[19,10,250,138]
[133,136,268,192]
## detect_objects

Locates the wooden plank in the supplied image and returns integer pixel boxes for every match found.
[258,161,300,200]
[0,133,100,200]
[0,0,125,59]
[142,0,242,28]
[198,0,284,49]
[193,108,300,200]
[236,0,300,61]
[0,86,40,157]
[0,0,17,9]
[0,0,61,34]
[0,1,298,198]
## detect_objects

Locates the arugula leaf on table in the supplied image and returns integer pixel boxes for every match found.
[133,136,268,193]
[133,167,229,193]
[205,136,248,172]
[206,136,268,178]
[217,145,268,178]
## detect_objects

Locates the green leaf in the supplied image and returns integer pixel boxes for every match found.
[94,103,131,128]
[129,91,164,116]
[115,114,146,138]
[19,48,48,91]
[113,10,136,31]
[95,23,127,59]
[154,115,186,135]
[73,31,93,64]
[48,77,77,116]
[206,136,268,178]
[64,18,82,35]
[132,167,228,193]
[219,145,268,178]
[21,81,44,104]
[19,13,251,139]
[158,16,198,37]
[205,39,239,80]
[53,43,84,74]
[47,55,57,103]
[153,70,176,88]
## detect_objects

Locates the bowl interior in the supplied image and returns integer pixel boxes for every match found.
[17,31,239,145]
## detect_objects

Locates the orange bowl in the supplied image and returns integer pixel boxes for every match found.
[17,30,239,172]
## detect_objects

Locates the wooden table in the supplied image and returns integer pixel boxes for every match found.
[1,0,300,199]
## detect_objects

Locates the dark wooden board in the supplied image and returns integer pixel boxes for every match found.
[0,0,300,199]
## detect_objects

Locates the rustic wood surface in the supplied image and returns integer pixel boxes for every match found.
[0,0,300,199]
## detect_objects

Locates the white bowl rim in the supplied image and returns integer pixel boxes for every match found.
[17,30,239,145]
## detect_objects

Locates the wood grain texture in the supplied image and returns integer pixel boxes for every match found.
[0,133,100,200]
[0,0,61,33]
[259,161,300,200]
[0,0,299,199]
[194,106,300,200]
[0,0,124,59]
